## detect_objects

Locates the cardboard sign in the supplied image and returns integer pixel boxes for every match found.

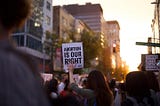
[141,54,160,71]
[62,42,84,70]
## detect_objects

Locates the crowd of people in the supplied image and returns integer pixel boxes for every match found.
[1,0,160,106]
[43,64,114,106]
[43,65,160,106]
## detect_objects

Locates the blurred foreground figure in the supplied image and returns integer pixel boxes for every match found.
[121,71,159,106]
[0,0,50,105]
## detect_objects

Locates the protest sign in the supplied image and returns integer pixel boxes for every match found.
[62,42,84,71]
[141,54,160,71]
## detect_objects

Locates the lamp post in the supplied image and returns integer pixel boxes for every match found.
[43,45,45,73]
[42,37,45,73]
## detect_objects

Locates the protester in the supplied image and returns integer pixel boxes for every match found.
[109,78,117,98]
[68,64,114,106]
[145,71,160,106]
[0,0,50,105]
[145,71,160,93]
[44,75,82,106]
[81,77,88,89]
[59,79,70,97]
[44,78,59,100]
[121,71,155,106]
[58,74,68,95]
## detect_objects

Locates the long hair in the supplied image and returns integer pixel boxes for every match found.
[87,70,113,106]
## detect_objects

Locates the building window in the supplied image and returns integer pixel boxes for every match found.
[12,35,24,46]
[46,1,51,11]
[26,36,42,52]
[27,19,43,38]
[46,16,51,25]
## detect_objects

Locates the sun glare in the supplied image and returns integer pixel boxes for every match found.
[120,41,148,72]
[53,0,153,73]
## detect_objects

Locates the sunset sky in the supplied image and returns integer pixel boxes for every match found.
[53,0,155,71]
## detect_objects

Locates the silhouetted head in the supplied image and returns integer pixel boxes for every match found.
[125,71,150,98]
[109,78,116,90]
[0,0,32,31]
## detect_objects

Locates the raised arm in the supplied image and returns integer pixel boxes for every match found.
[68,64,75,84]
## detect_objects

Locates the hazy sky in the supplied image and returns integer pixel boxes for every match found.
[53,0,155,71]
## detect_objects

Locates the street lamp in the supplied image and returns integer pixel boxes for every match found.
[90,57,99,70]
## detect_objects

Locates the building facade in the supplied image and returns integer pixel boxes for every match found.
[74,19,93,41]
[53,6,76,71]
[12,0,53,72]
[63,2,105,50]
[53,6,92,71]
[105,20,121,69]
[63,3,104,33]
[53,6,75,41]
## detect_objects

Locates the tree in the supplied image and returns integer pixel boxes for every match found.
[45,28,104,74]
[81,30,103,68]
[96,45,112,75]
[44,31,62,72]
[64,29,103,74]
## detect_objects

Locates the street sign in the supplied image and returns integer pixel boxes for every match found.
[136,42,160,47]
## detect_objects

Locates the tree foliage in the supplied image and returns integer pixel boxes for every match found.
[45,31,62,53]
[66,29,104,73]
[80,30,103,68]
[44,31,62,72]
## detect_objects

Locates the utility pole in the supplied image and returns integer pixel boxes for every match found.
[157,0,160,41]
[151,0,160,53]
